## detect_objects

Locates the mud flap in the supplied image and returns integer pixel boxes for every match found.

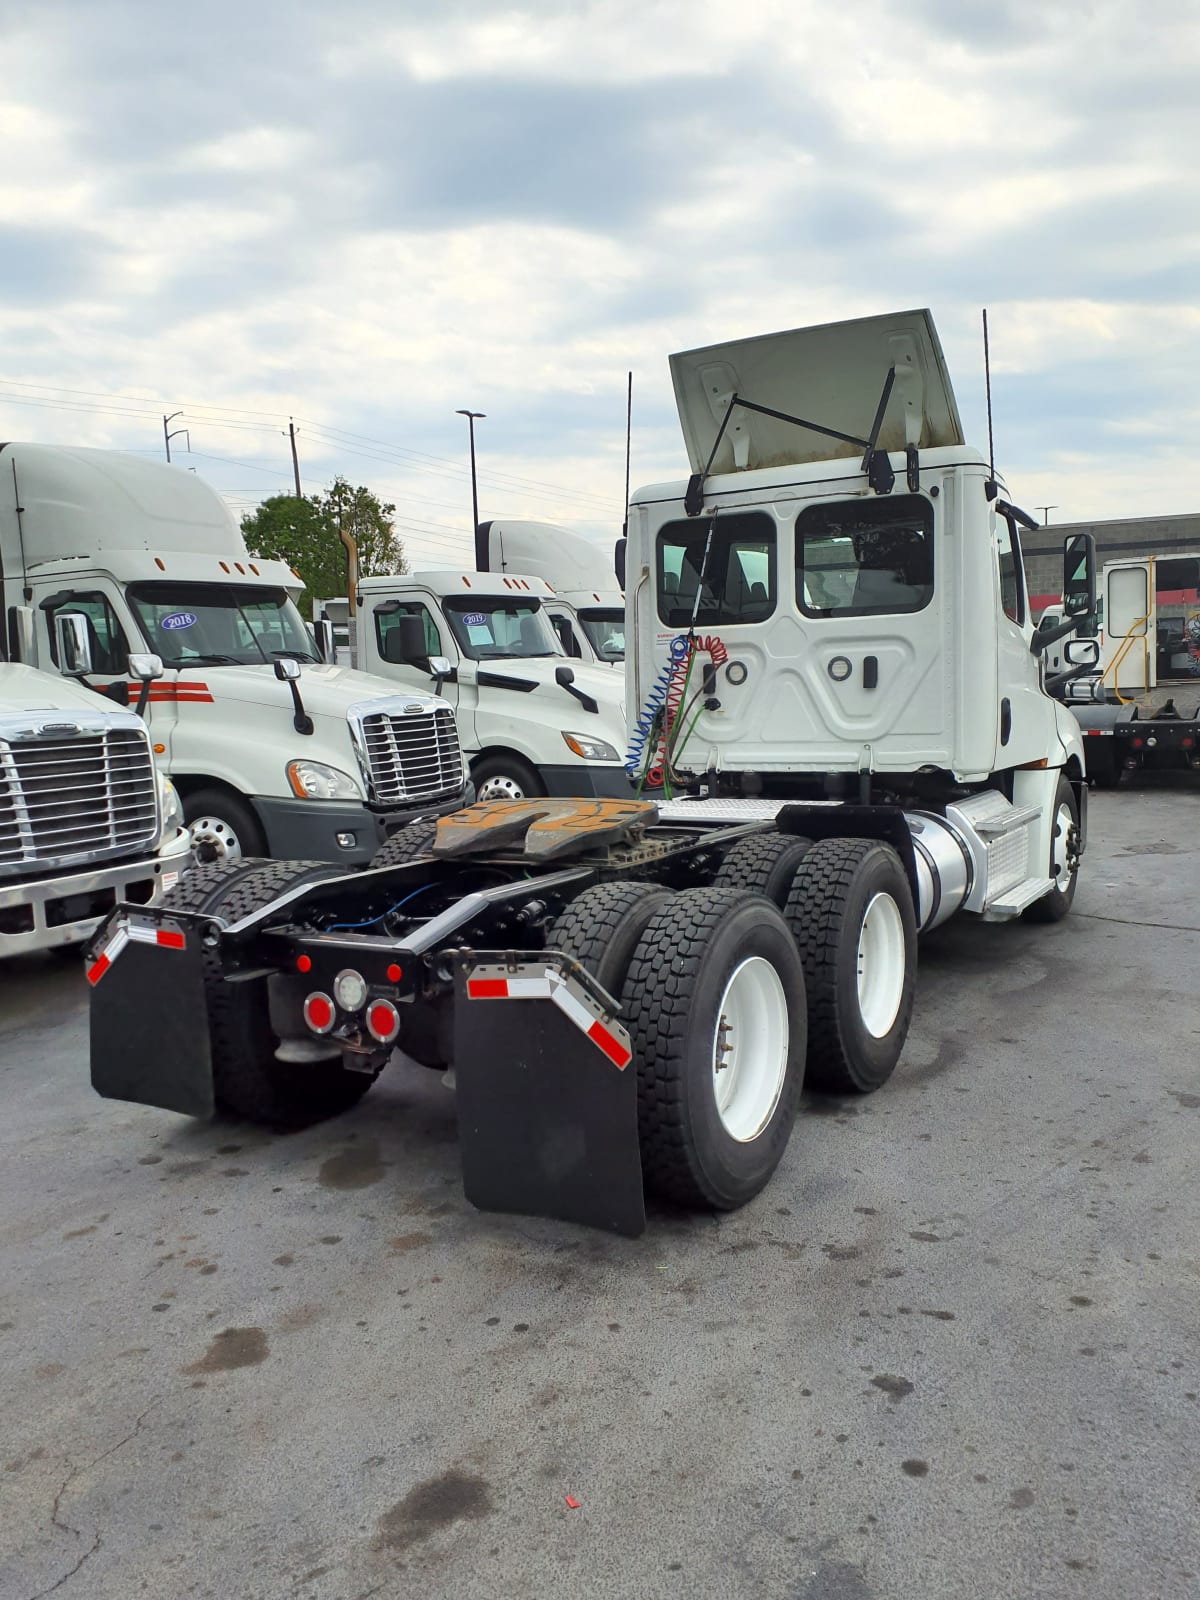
[453,954,645,1237]
[88,912,215,1117]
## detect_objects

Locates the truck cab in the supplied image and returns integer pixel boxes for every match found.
[626,309,1094,918]
[0,446,470,866]
[476,518,626,665]
[0,646,192,958]
[355,570,630,800]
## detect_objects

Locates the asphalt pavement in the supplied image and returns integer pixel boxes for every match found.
[2,777,1198,1600]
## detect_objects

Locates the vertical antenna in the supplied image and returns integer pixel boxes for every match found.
[622,370,633,540]
[982,307,996,489]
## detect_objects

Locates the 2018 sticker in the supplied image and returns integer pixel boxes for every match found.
[160,612,197,631]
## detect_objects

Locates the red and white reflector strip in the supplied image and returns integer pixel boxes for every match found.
[86,920,186,985]
[465,965,632,1070]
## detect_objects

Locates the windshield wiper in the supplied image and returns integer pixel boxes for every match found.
[171,653,244,666]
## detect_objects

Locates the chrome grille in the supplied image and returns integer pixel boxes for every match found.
[358,706,464,805]
[0,725,159,872]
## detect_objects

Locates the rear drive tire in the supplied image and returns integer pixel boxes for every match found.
[545,880,674,998]
[164,858,380,1125]
[784,838,917,1094]
[369,818,438,870]
[713,831,814,907]
[183,788,267,864]
[1023,775,1081,924]
[621,887,806,1210]
[471,752,546,803]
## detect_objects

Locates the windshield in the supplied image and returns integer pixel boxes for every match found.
[578,608,625,662]
[127,582,317,667]
[442,597,563,661]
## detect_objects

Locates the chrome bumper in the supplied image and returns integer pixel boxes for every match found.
[0,829,193,958]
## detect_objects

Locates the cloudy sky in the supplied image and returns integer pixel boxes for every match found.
[2,0,1198,568]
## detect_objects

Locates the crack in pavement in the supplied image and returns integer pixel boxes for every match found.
[25,1397,163,1600]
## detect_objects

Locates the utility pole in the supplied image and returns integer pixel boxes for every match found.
[288,419,302,496]
[1037,505,1059,526]
[163,412,189,463]
[455,409,485,555]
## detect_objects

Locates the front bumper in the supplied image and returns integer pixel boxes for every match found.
[540,764,635,799]
[252,787,473,867]
[0,827,193,958]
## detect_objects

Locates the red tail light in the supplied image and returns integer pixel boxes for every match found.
[303,993,335,1034]
[366,1000,400,1044]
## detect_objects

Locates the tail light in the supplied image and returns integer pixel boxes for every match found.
[366,999,401,1045]
[303,993,336,1034]
[1131,736,1144,749]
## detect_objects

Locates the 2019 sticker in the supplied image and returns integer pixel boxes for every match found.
[160,612,197,631]
[461,612,487,626]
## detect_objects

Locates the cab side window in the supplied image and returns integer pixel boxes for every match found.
[374,601,442,664]
[45,592,131,676]
[996,513,1026,626]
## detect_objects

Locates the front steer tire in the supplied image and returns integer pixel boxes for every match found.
[163,859,380,1125]
[621,887,807,1211]
[784,838,917,1095]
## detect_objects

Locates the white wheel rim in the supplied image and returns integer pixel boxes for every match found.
[188,815,243,864]
[856,893,906,1038]
[712,956,790,1143]
[1050,800,1077,890]
[477,773,526,802]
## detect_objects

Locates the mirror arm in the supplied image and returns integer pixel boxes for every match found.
[1030,616,1086,655]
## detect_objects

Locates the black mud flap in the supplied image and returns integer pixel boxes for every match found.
[453,953,645,1237]
[88,911,215,1118]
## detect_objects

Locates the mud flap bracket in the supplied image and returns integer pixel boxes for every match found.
[453,952,644,1237]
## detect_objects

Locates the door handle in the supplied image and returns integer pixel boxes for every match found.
[862,655,879,690]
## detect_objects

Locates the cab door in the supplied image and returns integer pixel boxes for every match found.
[1102,561,1153,694]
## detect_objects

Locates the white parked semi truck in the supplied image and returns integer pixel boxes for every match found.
[0,445,470,868]
[476,518,625,665]
[85,310,1098,1237]
[1063,549,1200,784]
[352,569,631,800]
[0,649,191,958]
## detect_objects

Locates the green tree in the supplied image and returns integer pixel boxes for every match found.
[241,477,407,602]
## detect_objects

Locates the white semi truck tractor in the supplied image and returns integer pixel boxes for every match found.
[475,518,626,665]
[85,311,1098,1237]
[0,636,192,959]
[0,445,470,868]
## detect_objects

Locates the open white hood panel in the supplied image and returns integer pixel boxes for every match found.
[669,309,964,475]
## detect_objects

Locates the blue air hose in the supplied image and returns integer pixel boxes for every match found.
[625,635,690,777]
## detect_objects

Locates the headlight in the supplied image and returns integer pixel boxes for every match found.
[562,731,620,762]
[158,773,184,835]
[286,760,364,801]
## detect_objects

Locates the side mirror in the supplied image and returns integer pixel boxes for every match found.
[1063,532,1097,617]
[554,664,575,688]
[614,537,627,589]
[380,614,427,666]
[428,655,452,680]
[128,652,164,682]
[273,656,302,683]
[314,618,336,663]
[54,612,93,677]
[1064,638,1099,667]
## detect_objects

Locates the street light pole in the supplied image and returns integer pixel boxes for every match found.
[1037,505,1059,526]
[163,411,189,463]
[455,409,485,561]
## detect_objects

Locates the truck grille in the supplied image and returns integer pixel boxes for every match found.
[358,706,464,806]
[0,727,159,872]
